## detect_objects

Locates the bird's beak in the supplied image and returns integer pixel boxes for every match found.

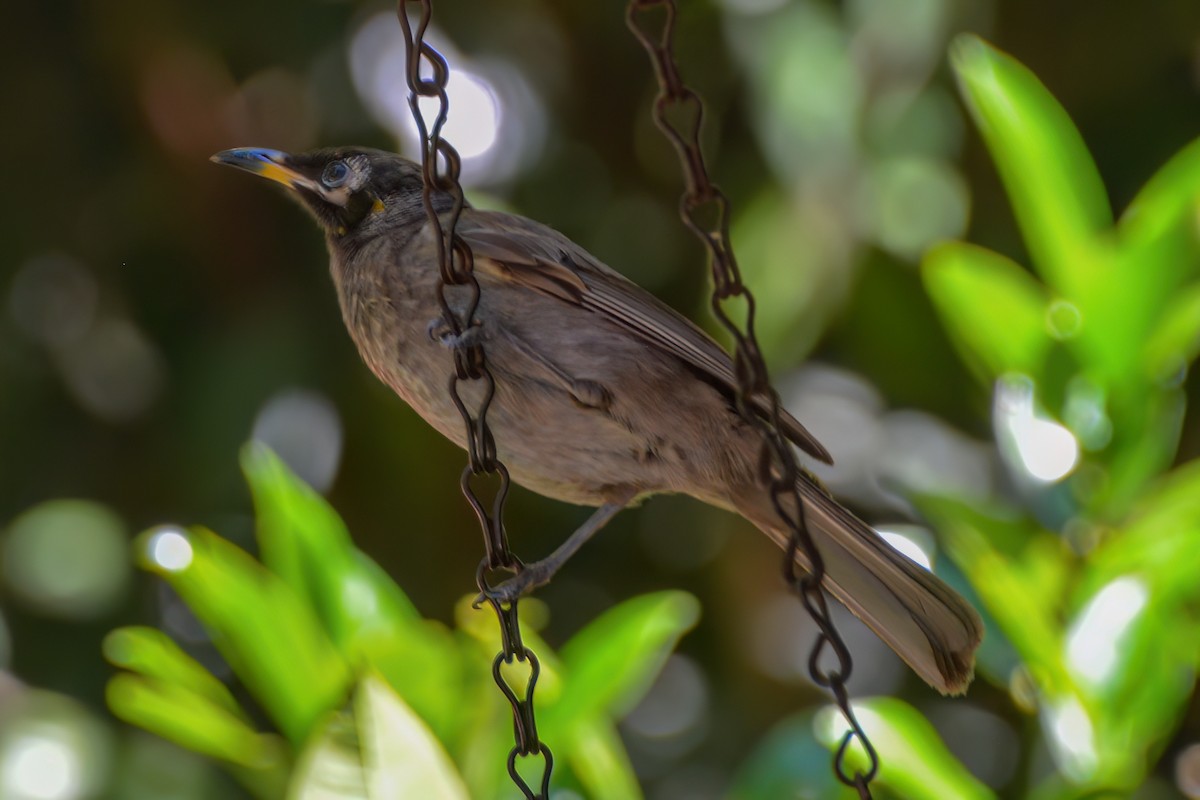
[210,148,324,196]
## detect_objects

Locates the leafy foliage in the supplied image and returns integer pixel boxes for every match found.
[105,445,699,799]
[732,33,1200,800]
[913,35,1200,795]
[99,31,1200,800]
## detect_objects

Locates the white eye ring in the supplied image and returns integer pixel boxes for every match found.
[322,161,351,188]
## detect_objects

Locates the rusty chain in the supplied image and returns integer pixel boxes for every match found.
[625,1,879,795]
[396,3,552,797]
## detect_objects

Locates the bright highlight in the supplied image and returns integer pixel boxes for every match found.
[1045,696,1097,780]
[146,528,193,572]
[1066,576,1148,687]
[877,528,934,571]
[2,735,80,800]
[995,377,1080,483]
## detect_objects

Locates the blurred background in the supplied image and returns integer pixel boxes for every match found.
[4,0,1200,798]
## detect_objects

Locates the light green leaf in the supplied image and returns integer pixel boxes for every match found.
[1121,137,1200,250]
[1080,470,1200,767]
[1096,388,1187,519]
[1061,576,1194,789]
[922,242,1051,379]
[289,674,469,800]
[1102,185,1200,382]
[566,718,643,800]
[1084,459,1200,603]
[546,591,699,734]
[1144,281,1200,379]
[103,626,244,719]
[241,443,421,638]
[455,594,564,705]
[290,705,366,800]
[242,444,463,736]
[359,674,469,799]
[914,494,1074,696]
[814,698,996,800]
[135,525,350,744]
[950,34,1111,298]
[106,673,283,771]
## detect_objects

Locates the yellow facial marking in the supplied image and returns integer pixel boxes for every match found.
[372,198,385,214]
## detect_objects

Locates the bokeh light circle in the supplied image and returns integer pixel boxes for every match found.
[0,691,112,800]
[2,501,130,620]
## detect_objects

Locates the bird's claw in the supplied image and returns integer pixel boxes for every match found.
[472,562,551,608]
[426,318,483,351]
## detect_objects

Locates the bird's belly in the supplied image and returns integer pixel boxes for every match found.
[396,364,670,507]
[340,273,757,511]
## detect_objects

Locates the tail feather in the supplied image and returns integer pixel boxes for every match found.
[742,479,983,695]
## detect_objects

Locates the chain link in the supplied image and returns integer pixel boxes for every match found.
[625,1,878,794]
[397,3,552,796]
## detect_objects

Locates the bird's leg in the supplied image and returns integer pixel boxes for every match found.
[426,317,484,351]
[476,495,633,606]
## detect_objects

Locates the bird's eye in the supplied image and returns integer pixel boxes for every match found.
[322,161,351,188]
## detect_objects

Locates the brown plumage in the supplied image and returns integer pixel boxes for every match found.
[213,146,984,694]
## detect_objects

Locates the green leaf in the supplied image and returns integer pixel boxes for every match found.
[103,626,244,719]
[566,717,643,800]
[728,712,853,800]
[1096,388,1187,518]
[814,699,995,800]
[1084,459,1200,603]
[241,442,421,638]
[1144,281,1200,380]
[922,242,1050,379]
[1105,161,1200,382]
[106,673,284,772]
[1121,136,1200,250]
[950,34,1111,298]
[241,444,464,737]
[1069,462,1200,780]
[545,591,700,733]
[914,494,1074,696]
[289,674,469,800]
[357,674,468,799]
[1061,576,1193,788]
[288,708,367,800]
[135,525,351,744]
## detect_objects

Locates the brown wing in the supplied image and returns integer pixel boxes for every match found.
[457,209,833,465]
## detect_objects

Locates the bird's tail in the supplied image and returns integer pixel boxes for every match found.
[737,478,983,695]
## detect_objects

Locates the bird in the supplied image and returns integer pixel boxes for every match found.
[212,146,983,695]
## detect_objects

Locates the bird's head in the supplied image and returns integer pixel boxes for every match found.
[211,147,443,242]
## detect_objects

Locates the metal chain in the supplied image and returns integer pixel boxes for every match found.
[625,1,878,794]
[396,3,552,797]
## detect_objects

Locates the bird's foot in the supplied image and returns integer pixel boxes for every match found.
[426,318,484,351]
[473,561,553,608]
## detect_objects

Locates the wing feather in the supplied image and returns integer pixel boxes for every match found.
[458,210,833,464]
